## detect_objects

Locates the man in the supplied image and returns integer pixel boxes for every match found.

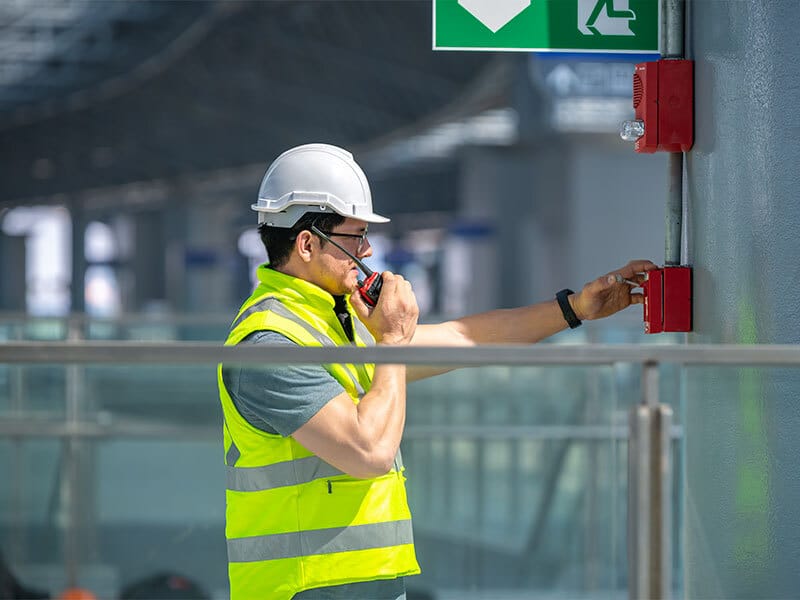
[218,143,656,599]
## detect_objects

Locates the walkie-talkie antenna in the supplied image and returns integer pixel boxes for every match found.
[310,225,373,276]
[310,224,383,306]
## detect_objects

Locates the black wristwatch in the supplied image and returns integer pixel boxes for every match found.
[556,289,582,329]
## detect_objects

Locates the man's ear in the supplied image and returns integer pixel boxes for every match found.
[295,230,315,263]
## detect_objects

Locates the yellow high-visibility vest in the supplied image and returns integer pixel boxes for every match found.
[218,265,420,599]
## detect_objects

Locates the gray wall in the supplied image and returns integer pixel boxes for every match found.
[685,1,800,596]
[569,137,666,291]
[455,138,666,314]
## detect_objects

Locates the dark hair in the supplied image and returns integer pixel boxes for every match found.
[258,211,346,268]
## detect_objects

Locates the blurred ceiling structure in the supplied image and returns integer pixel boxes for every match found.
[0,0,509,214]
[0,0,210,114]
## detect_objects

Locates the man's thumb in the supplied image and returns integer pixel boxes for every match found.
[350,290,370,319]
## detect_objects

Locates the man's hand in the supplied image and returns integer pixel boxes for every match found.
[570,259,659,321]
[351,271,419,345]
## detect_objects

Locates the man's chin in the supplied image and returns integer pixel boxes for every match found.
[336,280,358,297]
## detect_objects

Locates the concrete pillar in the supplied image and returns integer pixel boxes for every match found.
[131,209,167,311]
[685,1,800,596]
[70,203,87,314]
[0,233,26,311]
[451,145,570,314]
[183,197,240,313]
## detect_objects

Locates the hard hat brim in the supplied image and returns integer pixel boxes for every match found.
[252,202,390,227]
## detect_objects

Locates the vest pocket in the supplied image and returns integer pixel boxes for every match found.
[325,471,399,494]
[319,477,411,526]
[325,476,374,494]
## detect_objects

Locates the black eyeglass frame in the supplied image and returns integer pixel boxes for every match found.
[310,226,369,254]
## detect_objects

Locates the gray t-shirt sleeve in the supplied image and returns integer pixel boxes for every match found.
[222,330,345,437]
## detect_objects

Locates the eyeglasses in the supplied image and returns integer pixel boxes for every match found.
[312,226,369,254]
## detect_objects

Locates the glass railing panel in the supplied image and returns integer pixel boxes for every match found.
[0,364,68,417]
[404,365,639,597]
[0,439,67,596]
[0,439,63,531]
[83,317,231,342]
[0,351,686,600]
[0,314,233,343]
[82,365,219,427]
[0,361,226,600]
[681,365,800,598]
[0,437,226,599]
[94,439,226,598]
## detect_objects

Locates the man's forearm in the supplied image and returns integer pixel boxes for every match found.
[355,363,407,471]
[452,300,572,344]
[414,299,570,347]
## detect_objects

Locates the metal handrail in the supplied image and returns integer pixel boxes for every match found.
[3,339,797,600]
[2,341,800,365]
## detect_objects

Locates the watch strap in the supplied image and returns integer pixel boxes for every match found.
[556,288,582,329]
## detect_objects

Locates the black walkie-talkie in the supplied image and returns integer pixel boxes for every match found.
[310,225,382,306]
[355,270,383,307]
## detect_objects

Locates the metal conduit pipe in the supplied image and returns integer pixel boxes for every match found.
[663,0,686,58]
[631,6,686,597]
[662,0,686,266]
[665,153,683,266]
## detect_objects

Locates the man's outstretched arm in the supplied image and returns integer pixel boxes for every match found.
[407,259,658,380]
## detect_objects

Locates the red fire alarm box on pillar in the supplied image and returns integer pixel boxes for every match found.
[643,266,692,333]
[621,59,694,153]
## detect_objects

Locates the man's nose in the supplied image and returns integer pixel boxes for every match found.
[358,237,373,258]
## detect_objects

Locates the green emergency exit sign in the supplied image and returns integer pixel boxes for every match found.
[433,0,660,53]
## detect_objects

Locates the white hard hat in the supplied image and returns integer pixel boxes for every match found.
[252,143,390,227]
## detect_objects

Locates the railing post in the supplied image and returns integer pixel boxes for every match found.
[10,323,25,563]
[628,362,673,600]
[62,317,84,588]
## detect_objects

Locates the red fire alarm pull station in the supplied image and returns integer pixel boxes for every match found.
[620,59,694,153]
[642,266,692,333]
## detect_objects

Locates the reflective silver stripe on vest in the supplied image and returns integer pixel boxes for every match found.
[227,519,414,562]
[226,439,241,467]
[227,455,344,492]
[352,317,375,347]
[349,375,365,397]
[232,297,334,347]
[230,296,365,396]
[394,448,404,471]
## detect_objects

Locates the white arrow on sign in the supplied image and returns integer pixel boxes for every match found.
[457,0,532,34]
[578,0,636,36]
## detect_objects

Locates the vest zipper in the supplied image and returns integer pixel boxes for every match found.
[327,480,332,494]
